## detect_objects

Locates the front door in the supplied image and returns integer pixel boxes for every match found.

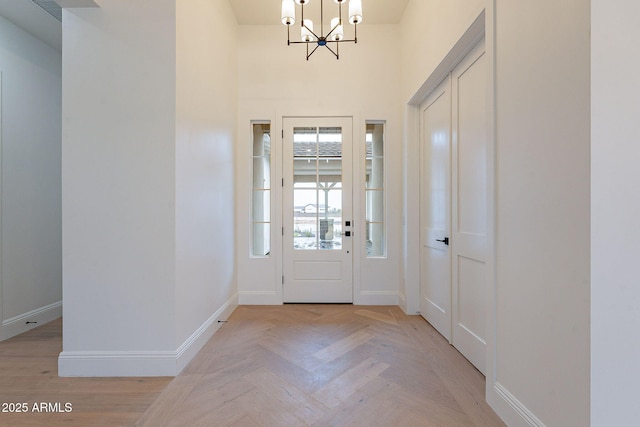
[282,117,353,302]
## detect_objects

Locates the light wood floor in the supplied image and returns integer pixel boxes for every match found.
[0,305,505,426]
[0,318,170,426]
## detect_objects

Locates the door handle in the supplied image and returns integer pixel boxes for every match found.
[436,237,449,245]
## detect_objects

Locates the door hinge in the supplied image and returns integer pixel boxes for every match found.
[282,178,284,187]
[282,129,284,138]
[282,227,284,236]
[282,275,284,284]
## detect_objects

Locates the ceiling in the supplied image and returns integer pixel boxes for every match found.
[0,0,409,53]
[228,0,410,25]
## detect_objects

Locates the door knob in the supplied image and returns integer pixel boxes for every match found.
[436,237,449,245]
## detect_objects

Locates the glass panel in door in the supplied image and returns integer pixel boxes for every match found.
[293,126,343,251]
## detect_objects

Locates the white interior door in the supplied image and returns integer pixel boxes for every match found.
[451,41,488,374]
[420,78,452,340]
[282,117,353,303]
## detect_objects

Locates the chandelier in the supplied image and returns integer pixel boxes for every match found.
[281,0,363,60]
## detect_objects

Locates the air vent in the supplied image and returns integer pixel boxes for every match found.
[31,0,62,22]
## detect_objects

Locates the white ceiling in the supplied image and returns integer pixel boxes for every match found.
[0,0,409,53]
[228,0,410,25]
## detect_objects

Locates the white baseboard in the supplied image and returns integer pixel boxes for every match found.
[239,291,281,305]
[239,290,398,306]
[488,381,546,427]
[356,291,399,306]
[175,293,238,373]
[1,301,62,341]
[58,350,177,377]
[58,293,238,377]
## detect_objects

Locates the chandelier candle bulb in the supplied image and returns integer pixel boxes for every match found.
[348,0,362,24]
[301,19,314,42]
[282,0,295,26]
[330,17,344,41]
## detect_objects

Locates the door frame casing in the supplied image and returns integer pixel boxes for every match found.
[404,12,487,315]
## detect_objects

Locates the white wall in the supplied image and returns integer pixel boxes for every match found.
[60,0,178,373]
[0,15,62,340]
[493,1,590,425]
[401,0,590,425]
[175,0,238,352]
[236,22,403,305]
[60,0,239,376]
[591,1,640,425]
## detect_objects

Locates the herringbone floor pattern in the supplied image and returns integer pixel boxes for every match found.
[138,305,505,427]
[0,305,505,426]
[0,319,170,426]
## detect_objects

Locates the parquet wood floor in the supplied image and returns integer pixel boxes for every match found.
[0,319,170,426]
[139,305,505,426]
[0,305,506,426]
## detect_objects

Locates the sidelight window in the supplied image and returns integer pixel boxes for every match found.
[251,122,271,257]
[365,122,386,257]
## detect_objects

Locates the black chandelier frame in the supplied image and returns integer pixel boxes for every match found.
[286,0,358,60]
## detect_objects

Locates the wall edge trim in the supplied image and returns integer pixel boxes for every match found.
[407,9,486,106]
